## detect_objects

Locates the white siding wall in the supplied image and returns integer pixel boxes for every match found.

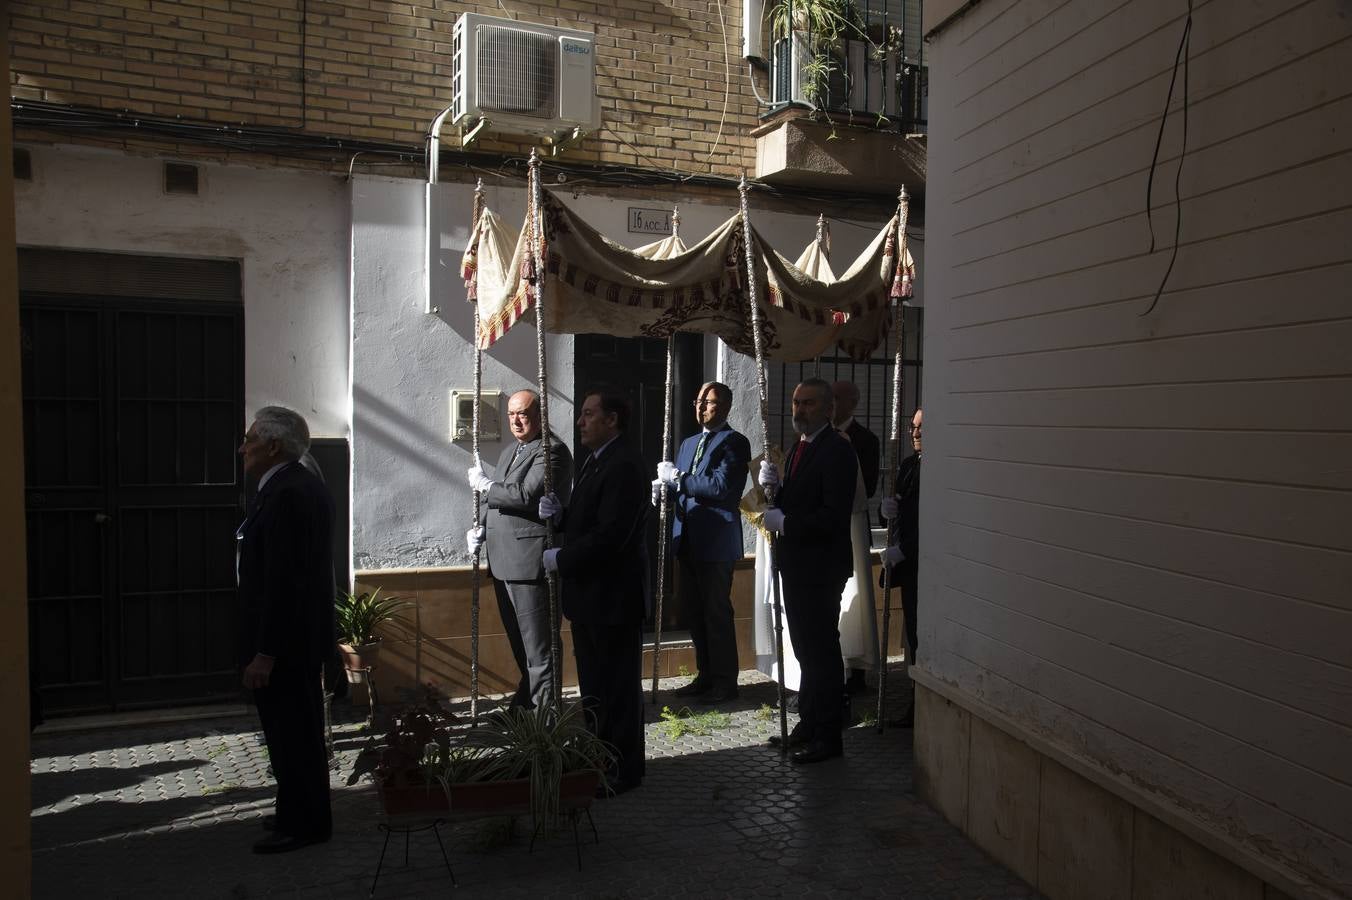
[922,0,1352,893]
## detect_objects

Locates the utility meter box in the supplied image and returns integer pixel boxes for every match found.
[450,389,501,443]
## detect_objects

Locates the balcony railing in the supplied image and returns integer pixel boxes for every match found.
[767,0,926,132]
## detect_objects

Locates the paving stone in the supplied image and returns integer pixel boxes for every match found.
[31,667,1040,899]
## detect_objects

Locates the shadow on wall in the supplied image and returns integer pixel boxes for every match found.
[433,292,572,413]
[353,383,460,483]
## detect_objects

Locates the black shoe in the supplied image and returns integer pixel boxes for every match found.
[261,815,277,832]
[673,679,711,698]
[782,693,800,713]
[252,832,330,854]
[767,725,811,749]
[698,686,739,705]
[791,740,843,765]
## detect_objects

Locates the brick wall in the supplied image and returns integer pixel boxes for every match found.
[11,0,762,179]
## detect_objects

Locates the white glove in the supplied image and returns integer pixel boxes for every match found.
[882,544,905,567]
[467,464,494,494]
[880,495,900,519]
[542,547,560,574]
[538,492,562,523]
[651,478,664,507]
[758,460,781,489]
[657,460,680,489]
[466,526,485,554]
[763,508,786,534]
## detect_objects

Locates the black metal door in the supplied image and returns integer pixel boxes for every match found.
[573,333,703,635]
[23,291,244,713]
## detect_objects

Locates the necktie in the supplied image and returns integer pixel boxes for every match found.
[788,437,807,478]
[692,432,710,470]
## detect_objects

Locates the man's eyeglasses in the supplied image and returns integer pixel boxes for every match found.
[694,400,719,408]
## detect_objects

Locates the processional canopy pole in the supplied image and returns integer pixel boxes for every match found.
[651,206,680,704]
[876,184,910,733]
[469,177,485,725]
[738,175,790,752]
[527,150,564,706]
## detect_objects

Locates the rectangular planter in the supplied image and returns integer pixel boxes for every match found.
[378,769,600,818]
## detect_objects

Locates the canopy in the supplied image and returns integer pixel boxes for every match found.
[462,190,914,362]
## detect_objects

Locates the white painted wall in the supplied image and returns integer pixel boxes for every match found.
[13,144,350,437]
[367,177,908,569]
[922,0,1352,894]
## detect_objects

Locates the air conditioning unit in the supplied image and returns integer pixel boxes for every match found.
[451,13,602,143]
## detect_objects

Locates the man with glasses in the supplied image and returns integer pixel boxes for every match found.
[655,382,751,704]
[466,389,573,709]
[881,407,922,727]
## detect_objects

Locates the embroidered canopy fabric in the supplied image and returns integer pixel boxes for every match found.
[462,190,914,362]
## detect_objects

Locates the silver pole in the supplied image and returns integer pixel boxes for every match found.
[876,185,910,733]
[738,176,790,753]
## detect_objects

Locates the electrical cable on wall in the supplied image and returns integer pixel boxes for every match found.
[1140,0,1193,317]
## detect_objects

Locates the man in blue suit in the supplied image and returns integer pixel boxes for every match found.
[655,382,751,704]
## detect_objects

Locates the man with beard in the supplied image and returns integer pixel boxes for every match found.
[757,378,858,763]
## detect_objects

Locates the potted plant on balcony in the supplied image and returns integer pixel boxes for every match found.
[336,588,412,679]
[768,0,905,121]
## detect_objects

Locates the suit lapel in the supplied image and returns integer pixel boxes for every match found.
[505,437,539,478]
[692,427,728,476]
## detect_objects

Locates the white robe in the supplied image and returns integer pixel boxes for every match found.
[753,461,880,690]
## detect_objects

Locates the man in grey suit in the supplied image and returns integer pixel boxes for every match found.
[467,389,572,708]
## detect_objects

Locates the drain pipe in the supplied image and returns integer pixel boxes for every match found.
[424,103,455,314]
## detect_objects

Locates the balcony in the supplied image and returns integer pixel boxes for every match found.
[753,0,927,197]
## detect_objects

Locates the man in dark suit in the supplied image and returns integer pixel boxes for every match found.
[467,389,573,708]
[758,378,858,764]
[538,387,649,795]
[831,380,880,500]
[881,407,922,727]
[832,379,881,696]
[655,381,750,705]
[236,406,334,853]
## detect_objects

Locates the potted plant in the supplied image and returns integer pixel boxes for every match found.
[414,702,617,833]
[768,0,904,119]
[336,588,412,678]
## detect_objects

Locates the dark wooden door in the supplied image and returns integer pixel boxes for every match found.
[22,256,245,714]
[573,333,703,635]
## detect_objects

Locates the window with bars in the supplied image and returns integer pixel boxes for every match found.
[767,305,923,514]
[768,0,927,131]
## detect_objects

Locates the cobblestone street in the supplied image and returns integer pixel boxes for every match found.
[31,670,1040,899]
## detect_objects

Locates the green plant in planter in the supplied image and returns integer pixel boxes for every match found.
[336,588,412,648]
[769,0,905,119]
[423,702,616,833]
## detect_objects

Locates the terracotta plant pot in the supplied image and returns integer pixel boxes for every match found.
[339,641,381,672]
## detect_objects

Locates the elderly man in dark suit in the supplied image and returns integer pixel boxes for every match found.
[758,378,858,764]
[539,386,649,795]
[236,405,334,853]
[467,389,573,708]
[655,381,751,705]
